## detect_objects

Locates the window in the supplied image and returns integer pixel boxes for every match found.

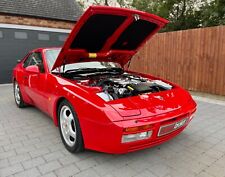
[23,52,44,72]
[44,48,121,72]
[58,35,67,42]
[0,31,3,38]
[38,33,50,41]
[15,32,28,39]
[23,54,32,68]
[45,49,61,70]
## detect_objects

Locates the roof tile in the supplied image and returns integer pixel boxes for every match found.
[0,0,83,21]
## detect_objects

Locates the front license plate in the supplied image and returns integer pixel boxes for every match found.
[158,118,187,137]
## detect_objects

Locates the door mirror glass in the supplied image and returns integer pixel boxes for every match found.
[25,65,40,74]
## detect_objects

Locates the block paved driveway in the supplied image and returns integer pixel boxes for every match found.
[1,84,225,177]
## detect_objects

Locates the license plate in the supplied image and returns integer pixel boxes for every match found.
[158,118,187,137]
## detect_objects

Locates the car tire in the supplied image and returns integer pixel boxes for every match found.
[58,100,84,153]
[13,80,26,108]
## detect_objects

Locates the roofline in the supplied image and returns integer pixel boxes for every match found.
[43,47,62,51]
[33,47,62,52]
[0,23,71,33]
[0,12,79,22]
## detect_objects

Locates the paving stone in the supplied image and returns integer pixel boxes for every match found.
[93,161,117,176]
[43,151,64,162]
[75,157,98,170]
[41,172,57,177]
[0,146,4,153]
[13,167,41,177]
[34,140,56,149]
[205,164,225,177]
[58,154,82,166]
[74,169,100,177]
[205,148,224,159]
[3,142,23,152]
[15,144,36,154]
[22,137,41,146]
[0,150,16,160]
[213,156,225,167]
[38,160,61,174]
[196,154,218,166]
[167,167,196,177]
[147,162,173,177]
[10,135,28,143]
[22,157,46,170]
[110,165,138,177]
[133,170,156,177]
[48,142,65,152]
[54,164,80,177]
[196,171,215,177]
[0,163,24,177]
[0,139,12,147]
[29,147,50,158]
[9,153,31,165]
[0,159,10,169]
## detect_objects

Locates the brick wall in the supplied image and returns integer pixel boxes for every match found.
[0,14,74,29]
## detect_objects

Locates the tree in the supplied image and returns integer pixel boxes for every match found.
[77,0,225,31]
[76,0,132,9]
[132,0,206,32]
[200,0,225,27]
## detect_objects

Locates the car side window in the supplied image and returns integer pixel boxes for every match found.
[23,54,32,68]
[23,52,44,72]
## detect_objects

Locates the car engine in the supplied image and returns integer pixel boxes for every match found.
[75,73,173,101]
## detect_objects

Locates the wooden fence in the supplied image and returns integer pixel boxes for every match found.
[130,25,225,96]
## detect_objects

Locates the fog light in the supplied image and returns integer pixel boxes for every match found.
[122,131,152,143]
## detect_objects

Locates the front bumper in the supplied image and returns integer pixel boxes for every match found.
[116,117,191,154]
[82,98,197,154]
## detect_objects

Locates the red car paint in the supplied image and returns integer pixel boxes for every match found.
[12,6,197,154]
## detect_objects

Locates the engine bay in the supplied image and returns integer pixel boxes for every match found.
[62,71,173,101]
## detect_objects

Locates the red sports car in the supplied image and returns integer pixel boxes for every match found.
[12,6,197,154]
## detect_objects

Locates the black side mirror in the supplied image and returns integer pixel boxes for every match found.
[17,60,21,63]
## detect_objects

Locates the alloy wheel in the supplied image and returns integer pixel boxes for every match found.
[14,82,21,105]
[59,105,77,147]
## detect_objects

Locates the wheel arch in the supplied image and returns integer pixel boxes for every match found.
[53,96,66,126]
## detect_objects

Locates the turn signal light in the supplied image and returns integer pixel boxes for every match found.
[124,124,152,133]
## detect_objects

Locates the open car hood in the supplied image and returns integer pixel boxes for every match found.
[52,6,168,71]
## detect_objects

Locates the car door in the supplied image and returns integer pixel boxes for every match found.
[22,52,49,113]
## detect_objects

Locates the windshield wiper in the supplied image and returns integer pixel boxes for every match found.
[104,67,123,73]
[65,68,101,74]
[65,67,123,75]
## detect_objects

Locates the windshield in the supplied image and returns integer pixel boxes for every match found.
[45,49,121,72]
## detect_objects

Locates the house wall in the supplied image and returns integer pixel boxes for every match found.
[0,14,74,29]
[0,14,75,83]
[0,24,70,83]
